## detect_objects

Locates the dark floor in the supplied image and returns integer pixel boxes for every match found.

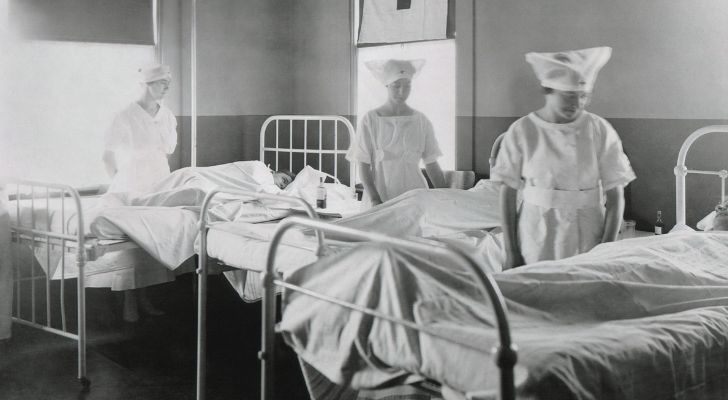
[0,274,310,400]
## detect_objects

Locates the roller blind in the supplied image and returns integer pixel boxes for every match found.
[8,0,154,45]
[357,0,455,46]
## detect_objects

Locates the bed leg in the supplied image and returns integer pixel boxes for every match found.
[196,234,209,400]
[260,270,276,400]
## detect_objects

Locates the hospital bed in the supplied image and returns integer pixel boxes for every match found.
[1,180,140,387]
[257,125,728,400]
[194,116,508,399]
[1,115,360,389]
[194,114,359,399]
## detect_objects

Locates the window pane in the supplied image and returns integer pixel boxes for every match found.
[1,40,156,186]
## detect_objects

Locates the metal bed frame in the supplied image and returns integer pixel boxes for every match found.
[1,179,136,387]
[260,115,357,187]
[195,115,357,400]
[673,125,728,230]
[259,216,517,400]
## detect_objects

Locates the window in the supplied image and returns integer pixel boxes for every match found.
[1,40,156,186]
[357,40,456,170]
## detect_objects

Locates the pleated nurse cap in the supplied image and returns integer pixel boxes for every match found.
[525,47,612,92]
[365,59,426,86]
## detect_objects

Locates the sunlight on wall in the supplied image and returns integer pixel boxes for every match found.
[1,37,155,187]
[357,40,456,170]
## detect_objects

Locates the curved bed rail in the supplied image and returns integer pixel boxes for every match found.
[260,216,517,400]
[196,187,324,400]
[674,125,728,230]
[0,178,88,386]
[259,115,357,188]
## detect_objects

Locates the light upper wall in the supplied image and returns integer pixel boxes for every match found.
[463,0,728,119]
[289,0,354,116]
[165,0,295,116]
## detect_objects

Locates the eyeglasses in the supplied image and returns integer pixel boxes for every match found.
[148,79,171,88]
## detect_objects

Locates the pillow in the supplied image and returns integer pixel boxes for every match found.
[283,165,329,193]
[697,211,715,231]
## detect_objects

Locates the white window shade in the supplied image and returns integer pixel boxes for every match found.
[8,0,154,45]
[358,0,451,46]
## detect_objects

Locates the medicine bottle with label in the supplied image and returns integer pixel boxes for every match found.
[654,210,664,235]
[316,177,327,209]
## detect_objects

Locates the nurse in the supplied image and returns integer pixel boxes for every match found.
[102,63,177,322]
[103,63,178,194]
[347,59,446,209]
[491,47,636,268]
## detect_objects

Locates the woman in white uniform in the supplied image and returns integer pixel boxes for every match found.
[103,63,177,194]
[347,59,446,209]
[102,64,177,322]
[491,47,636,268]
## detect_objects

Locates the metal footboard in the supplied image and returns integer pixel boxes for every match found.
[195,188,325,400]
[2,178,89,387]
[260,216,517,400]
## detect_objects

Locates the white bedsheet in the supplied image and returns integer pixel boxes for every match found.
[204,185,505,300]
[332,185,501,238]
[280,231,728,400]
[9,196,104,238]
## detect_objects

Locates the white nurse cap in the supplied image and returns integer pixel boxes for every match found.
[365,59,425,86]
[525,46,612,92]
[139,63,172,83]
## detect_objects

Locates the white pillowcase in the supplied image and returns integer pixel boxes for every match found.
[697,211,716,231]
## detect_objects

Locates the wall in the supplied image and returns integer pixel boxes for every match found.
[289,0,354,117]
[457,0,728,230]
[166,0,354,170]
[164,0,295,169]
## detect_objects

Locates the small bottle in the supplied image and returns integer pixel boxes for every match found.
[654,210,664,235]
[316,177,327,209]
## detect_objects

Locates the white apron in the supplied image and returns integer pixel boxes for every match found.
[108,147,170,194]
[105,102,177,194]
[518,186,604,264]
[347,111,442,210]
[490,112,636,264]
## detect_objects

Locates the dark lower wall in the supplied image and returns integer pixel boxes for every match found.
[171,115,271,169]
[461,116,728,231]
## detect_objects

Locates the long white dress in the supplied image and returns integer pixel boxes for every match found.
[491,111,635,264]
[346,110,442,209]
[105,102,177,194]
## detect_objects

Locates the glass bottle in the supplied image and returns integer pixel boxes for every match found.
[316,177,327,209]
[654,210,664,235]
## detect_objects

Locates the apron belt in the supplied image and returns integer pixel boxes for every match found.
[522,186,601,209]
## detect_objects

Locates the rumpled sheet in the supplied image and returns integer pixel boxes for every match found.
[280,231,728,400]
[8,162,355,288]
[332,184,501,238]
[205,184,504,301]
